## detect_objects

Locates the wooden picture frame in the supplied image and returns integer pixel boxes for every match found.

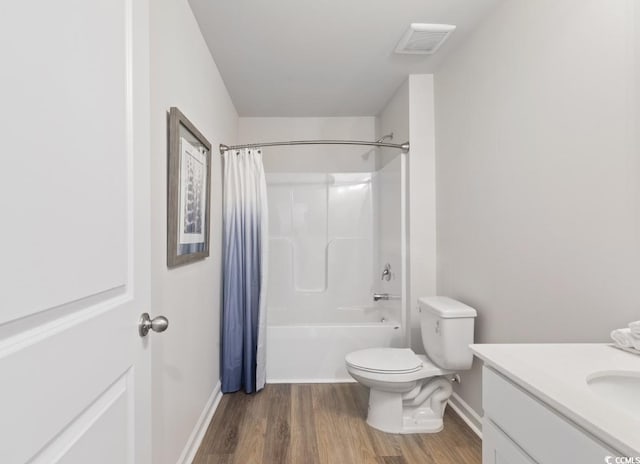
[167,107,212,268]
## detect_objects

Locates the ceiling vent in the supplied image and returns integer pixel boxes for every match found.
[395,23,456,55]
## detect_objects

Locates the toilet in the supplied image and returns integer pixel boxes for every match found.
[345,296,477,434]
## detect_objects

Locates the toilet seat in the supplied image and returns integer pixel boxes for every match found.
[345,348,423,374]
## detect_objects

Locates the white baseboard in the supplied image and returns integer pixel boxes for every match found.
[177,381,223,464]
[448,392,483,439]
[266,377,356,384]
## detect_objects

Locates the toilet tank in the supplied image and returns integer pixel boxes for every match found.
[419,297,477,371]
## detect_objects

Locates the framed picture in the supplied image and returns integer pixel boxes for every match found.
[167,107,212,268]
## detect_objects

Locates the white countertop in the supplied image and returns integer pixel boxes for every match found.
[471,343,640,456]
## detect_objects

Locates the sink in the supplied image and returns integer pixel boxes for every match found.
[587,371,640,418]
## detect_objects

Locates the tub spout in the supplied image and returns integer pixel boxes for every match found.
[373,293,400,301]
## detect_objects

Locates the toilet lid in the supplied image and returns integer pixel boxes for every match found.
[345,348,423,374]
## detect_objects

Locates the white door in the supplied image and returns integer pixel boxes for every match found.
[0,1,153,463]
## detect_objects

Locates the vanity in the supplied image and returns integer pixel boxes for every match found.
[471,344,640,463]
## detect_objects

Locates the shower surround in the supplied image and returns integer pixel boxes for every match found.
[265,157,403,381]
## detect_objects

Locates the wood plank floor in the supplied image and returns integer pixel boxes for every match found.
[193,383,481,464]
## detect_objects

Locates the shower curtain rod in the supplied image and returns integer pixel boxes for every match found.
[218,139,410,155]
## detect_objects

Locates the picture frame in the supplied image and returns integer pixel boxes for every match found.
[167,107,212,268]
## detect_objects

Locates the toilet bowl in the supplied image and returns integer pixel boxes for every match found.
[345,297,477,434]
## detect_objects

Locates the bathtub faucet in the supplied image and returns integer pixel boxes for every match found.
[381,263,392,281]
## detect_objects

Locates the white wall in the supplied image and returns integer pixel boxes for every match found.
[238,117,376,172]
[435,0,640,416]
[376,80,409,170]
[376,77,438,350]
[407,75,438,351]
[150,1,238,463]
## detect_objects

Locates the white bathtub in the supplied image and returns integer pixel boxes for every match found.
[266,313,404,383]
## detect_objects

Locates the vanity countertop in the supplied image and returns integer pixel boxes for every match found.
[470,343,640,456]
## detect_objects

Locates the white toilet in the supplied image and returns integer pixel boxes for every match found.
[345,296,477,434]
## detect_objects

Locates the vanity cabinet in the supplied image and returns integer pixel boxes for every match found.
[482,366,615,464]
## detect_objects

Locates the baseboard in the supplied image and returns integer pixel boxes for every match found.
[177,381,222,464]
[266,377,356,384]
[448,392,483,439]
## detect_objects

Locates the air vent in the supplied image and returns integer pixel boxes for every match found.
[395,23,456,55]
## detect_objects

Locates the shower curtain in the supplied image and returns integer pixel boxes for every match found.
[221,148,268,393]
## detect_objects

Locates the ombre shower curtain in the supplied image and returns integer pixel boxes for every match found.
[221,148,268,393]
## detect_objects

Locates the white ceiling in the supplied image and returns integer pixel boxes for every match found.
[189,0,502,117]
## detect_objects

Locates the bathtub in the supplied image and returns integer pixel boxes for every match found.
[265,308,404,383]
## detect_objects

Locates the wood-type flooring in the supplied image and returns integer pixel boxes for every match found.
[193,383,482,464]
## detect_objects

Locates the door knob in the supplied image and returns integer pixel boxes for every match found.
[138,313,169,337]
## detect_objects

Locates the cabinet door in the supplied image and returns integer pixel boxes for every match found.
[483,367,616,462]
[483,419,537,464]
